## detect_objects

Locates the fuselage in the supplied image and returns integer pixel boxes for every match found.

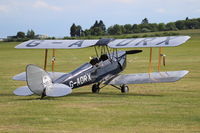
[54,51,127,89]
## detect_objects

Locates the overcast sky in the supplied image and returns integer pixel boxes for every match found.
[0,0,199,38]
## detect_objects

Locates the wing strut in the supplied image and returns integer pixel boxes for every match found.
[148,48,153,73]
[52,49,56,72]
[44,49,48,71]
[157,47,166,72]
[158,47,162,72]
[94,46,99,57]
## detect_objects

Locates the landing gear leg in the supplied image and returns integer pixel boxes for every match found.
[40,89,46,99]
[111,84,129,93]
[121,85,129,93]
[92,83,100,93]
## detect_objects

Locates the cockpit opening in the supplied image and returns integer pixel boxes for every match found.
[99,54,108,61]
[90,57,99,65]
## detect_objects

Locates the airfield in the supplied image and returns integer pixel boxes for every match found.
[0,30,200,132]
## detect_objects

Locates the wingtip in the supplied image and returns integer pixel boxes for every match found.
[182,70,189,76]
[185,36,191,41]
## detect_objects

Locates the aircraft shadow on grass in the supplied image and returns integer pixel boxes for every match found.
[16,91,164,101]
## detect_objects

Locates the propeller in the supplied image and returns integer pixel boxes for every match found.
[125,50,142,55]
[26,64,72,98]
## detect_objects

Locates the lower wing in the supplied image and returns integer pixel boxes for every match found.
[105,70,189,85]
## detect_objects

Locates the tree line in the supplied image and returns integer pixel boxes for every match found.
[5,30,35,42]
[5,30,55,42]
[70,17,200,37]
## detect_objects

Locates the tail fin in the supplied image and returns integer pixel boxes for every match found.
[26,64,72,97]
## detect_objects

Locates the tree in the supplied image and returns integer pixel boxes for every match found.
[91,27,104,36]
[141,28,151,33]
[107,24,123,35]
[99,20,106,33]
[93,20,99,28]
[139,24,151,33]
[124,24,132,34]
[76,25,82,37]
[141,18,149,24]
[185,19,200,29]
[90,20,106,36]
[17,32,25,38]
[70,23,77,37]
[175,20,186,30]
[158,23,166,31]
[166,22,177,31]
[83,29,91,36]
[27,29,35,39]
[132,24,140,33]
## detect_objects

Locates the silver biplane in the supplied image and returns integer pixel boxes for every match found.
[13,36,190,98]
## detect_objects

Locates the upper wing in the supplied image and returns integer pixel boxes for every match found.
[15,36,190,49]
[107,36,190,48]
[15,39,99,49]
[105,70,189,85]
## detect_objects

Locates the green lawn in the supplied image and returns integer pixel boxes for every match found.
[0,30,200,132]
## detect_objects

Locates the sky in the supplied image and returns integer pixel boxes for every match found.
[0,0,200,38]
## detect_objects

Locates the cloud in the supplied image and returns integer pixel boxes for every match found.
[156,8,166,13]
[0,5,9,12]
[196,9,200,13]
[33,0,63,11]
[111,0,136,4]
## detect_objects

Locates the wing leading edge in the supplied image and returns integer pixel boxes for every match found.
[107,36,190,48]
[106,70,189,85]
[15,40,99,49]
[15,36,190,49]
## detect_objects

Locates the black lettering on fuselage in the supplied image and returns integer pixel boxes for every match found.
[70,73,92,88]
[68,41,84,47]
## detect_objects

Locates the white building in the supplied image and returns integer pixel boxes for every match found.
[35,34,49,39]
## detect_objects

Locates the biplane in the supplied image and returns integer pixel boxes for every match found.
[13,36,190,98]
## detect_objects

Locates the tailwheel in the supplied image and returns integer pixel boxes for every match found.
[121,85,129,93]
[92,84,100,93]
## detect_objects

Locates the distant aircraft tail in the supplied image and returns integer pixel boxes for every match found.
[25,64,72,98]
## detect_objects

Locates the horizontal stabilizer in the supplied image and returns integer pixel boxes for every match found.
[106,70,189,85]
[46,83,72,97]
[13,71,66,82]
[13,86,34,96]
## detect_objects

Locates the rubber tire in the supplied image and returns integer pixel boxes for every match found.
[121,85,129,93]
[92,84,100,93]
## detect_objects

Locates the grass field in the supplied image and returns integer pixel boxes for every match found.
[0,29,200,133]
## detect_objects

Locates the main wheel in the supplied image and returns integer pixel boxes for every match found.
[121,85,129,93]
[92,84,100,93]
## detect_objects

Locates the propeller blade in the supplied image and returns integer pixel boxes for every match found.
[126,50,142,55]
